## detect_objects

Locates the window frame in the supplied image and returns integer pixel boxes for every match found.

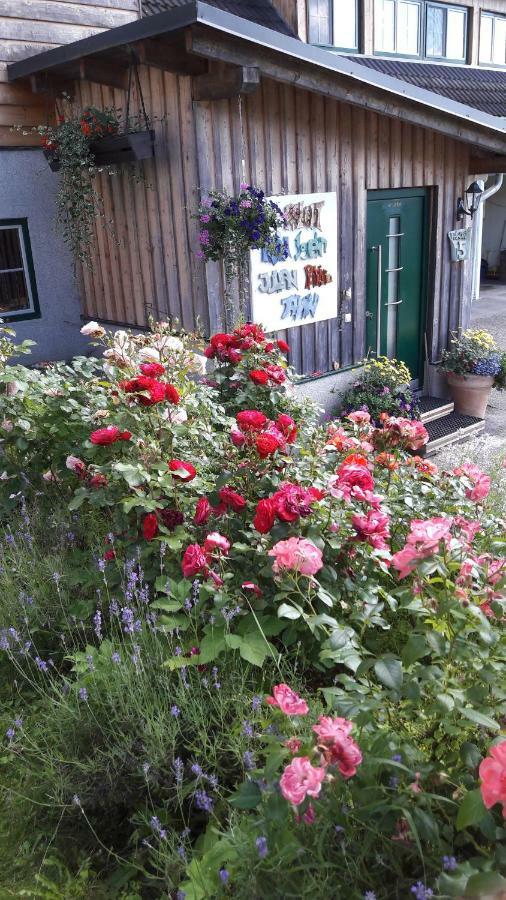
[479,10,506,68]
[373,0,469,63]
[0,219,40,322]
[307,0,361,53]
[374,0,423,59]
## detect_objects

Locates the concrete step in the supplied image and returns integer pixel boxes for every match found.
[423,411,485,456]
[419,395,454,424]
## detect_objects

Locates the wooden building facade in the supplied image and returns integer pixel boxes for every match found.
[5,1,506,388]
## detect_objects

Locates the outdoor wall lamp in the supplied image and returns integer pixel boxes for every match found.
[456,181,484,221]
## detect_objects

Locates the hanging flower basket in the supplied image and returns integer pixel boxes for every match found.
[90,129,155,166]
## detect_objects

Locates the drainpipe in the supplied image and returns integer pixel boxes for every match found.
[472,173,504,302]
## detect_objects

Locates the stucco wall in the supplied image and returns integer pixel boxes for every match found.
[0,149,90,362]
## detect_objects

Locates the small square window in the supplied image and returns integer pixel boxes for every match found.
[480,12,506,66]
[0,221,40,321]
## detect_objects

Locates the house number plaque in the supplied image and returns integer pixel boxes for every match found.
[448,227,472,262]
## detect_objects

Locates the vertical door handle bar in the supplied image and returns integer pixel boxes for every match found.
[371,244,382,356]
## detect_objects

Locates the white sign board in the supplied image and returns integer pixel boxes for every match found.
[250,192,338,332]
[448,227,472,262]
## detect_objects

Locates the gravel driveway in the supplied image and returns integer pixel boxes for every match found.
[470,282,506,452]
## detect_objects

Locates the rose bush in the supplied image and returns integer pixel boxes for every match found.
[0,320,505,898]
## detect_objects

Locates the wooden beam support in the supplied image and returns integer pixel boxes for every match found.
[192,65,260,101]
[30,73,75,98]
[186,26,506,155]
[135,33,208,76]
[77,58,129,90]
[470,156,506,174]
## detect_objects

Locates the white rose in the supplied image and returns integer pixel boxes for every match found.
[65,455,85,473]
[42,470,59,482]
[138,347,161,364]
[112,330,130,347]
[80,321,105,338]
[162,407,188,425]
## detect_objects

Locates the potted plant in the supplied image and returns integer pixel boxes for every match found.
[439,328,506,418]
[195,184,286,325]
[36,104,154,267]
[337,356,420,424]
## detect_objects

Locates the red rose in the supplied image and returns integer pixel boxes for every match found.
[276,414,297,443]
[169,459,197,481]
[241,581,263,596]
[140,362,165,377]
[104,549,116,561]
[256,432,281,458]
[165,383,180,405]
[264,342,275,352]
[143,512,159,542]
[227,348,242,364]
[194,496,212,525]
[253,498,276,533]
[277,339,290,353]
[264,364,286,384]
[120,375,166,405]
[236,410,268,431]
[250,370,269,386]
[182,543,208,578]
[90,426,131,445]
[89,473,108,488]
[219,486,246,511]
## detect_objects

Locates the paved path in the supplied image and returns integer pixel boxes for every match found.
[471,282,506,450]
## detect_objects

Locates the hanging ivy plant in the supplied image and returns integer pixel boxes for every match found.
[195,184,287,324]
[34,102,151,269]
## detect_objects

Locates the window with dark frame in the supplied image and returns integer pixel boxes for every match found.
[307,0,359,51]
[373,0,468,61]
[479,11,506,66]
[0,221,40,321]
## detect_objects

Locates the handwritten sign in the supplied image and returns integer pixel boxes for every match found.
[448,227,472,262]
[250,192,338,332]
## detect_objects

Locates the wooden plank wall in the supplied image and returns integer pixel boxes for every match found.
[79,68,472,376]
[0,0,139,146]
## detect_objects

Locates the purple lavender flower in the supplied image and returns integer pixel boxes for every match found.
[219,869,229,884]
[93,610,102,641]
[194,789,214,812]
[86,654,95,672]
[242,720,254,738]
[173,757,184,786]
[391,754,402,763]
[255,836,268,859]
[35,656,48,673]
[6,728,15,741]
[177,845,186,860]
[150,816,167,840]
[243,751,255,770]
[142,762,150,776]
[13,717,22,728]
[176,892,186,900]
[78,687,88,702]
[443,856,457,872]
[52,572,62,584]
[251,695,262,712]
[171,705,180,718]
[111,652,121,664]
[200,214,211,223]
[411,883,433,900]
[199,230,210,246]
[389,776,399,789]
[191,763,203,778]
[206,774,218,790]
[364,893,377,900]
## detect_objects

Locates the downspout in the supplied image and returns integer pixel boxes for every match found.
[472,173,504,301]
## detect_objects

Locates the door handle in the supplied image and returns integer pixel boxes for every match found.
[370,244,382,356]
[384,300,403,307]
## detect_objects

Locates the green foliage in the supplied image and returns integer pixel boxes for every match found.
[440,328,506,383]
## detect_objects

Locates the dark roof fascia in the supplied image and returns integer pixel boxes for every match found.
[7,0,506,140]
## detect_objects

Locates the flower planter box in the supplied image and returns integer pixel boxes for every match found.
[90,130,155,166]
[43,131,155,172]
[446,372,494,418]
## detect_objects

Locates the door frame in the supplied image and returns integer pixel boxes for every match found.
[366,186,432,390]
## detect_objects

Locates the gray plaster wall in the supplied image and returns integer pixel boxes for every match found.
[0,149,91,363]
[295,365,363,417]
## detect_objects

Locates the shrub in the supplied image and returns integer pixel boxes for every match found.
[338,356,419,423]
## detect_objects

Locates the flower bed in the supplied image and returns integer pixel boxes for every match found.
[0,321,505,898]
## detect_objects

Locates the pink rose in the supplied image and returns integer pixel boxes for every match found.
[279,756,326,806]
[66,455,87,478]
[284,737,303,753]
[181,543,208,578]
[329,464,375,502]
[391,545,421,579]
[203,532,230,555]
[406,517,453,553]
[230,424,246,447]
[454,462,491,502]
[266,683,309,716]
[312,716,363,779]
[479,741,506,817]
[268,537,323,576]
[352,509,390,550]
[347,410,371,425]
[312,715,353,743]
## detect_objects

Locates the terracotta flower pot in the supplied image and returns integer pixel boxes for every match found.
[446,372,494,418]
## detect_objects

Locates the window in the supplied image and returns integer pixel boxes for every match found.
[0,221,39,321]
[479,12,506,66]
[374,0,467,61]
[307,0,358,50]
[374,0,422,55]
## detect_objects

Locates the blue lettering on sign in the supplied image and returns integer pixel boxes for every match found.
[293,230,327,262]
[261,238,290,265]
[280,292,320,321]
[258,269,298,294]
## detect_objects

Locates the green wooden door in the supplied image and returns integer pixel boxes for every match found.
[366,190,428,383]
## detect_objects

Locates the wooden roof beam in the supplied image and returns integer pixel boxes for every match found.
[193,65,259,101]
[30,73,76,98]
[470,156,506,174]
[135,32,208,76]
